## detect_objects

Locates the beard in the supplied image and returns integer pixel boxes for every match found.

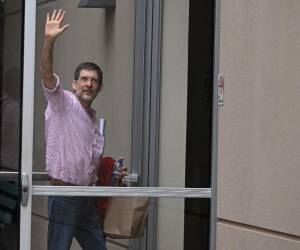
[76,90,96,102]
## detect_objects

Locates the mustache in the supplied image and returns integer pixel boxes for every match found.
[82,89,95,93]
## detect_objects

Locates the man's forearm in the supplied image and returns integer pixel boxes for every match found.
[41,9,69,90]
[40,38,56,90]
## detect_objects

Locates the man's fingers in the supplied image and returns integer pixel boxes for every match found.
[60,24,70,33]
[48,9,66,22]
[117,166,128,176]
[51,9,57,20]
[58,10,66,23]
[56,9,62,21]
[117,172,127,178]
[120,166,127,171]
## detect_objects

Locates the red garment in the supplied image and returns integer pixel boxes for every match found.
[96,156,115,224]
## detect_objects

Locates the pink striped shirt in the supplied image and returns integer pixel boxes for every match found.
[43,74,104,185]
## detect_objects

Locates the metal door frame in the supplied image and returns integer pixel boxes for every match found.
[20,0,36,249]
[210,0,220,249]
[131,0,162,249]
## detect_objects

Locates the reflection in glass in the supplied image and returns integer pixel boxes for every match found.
[1,68,20,171]
[0,0,23,249]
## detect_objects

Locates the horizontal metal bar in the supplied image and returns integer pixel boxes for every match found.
[0,172,19,181]
[0,172,139,183]
[78,0,116,8]
[32,172,49,181]
[0,171,48,181]
[32,186,211,198]
[32,172,139,183]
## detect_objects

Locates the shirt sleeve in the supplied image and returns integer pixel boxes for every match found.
[42,73,73,113]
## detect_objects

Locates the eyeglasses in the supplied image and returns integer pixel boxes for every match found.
[77,76,100,84]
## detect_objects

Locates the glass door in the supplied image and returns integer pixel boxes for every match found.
[0,0,26,249]
[13,0,218,249]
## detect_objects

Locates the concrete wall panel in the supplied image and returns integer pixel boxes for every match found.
[218,0,300,236]
[217,222,300,250]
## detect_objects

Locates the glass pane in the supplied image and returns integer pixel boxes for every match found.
[32,1,212,249]
[33,1,134,182]
[31,196,210,250]
[0,0,23,249]
[33,0,213,193]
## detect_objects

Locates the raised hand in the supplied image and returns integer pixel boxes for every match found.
[45,9,69,39]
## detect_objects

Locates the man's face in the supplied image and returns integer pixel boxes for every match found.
[72,69,102,103]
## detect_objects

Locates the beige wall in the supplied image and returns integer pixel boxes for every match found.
[156,0,189,249]
[217,222,300,250]
[218,0,300,249]
[32,0,135,249]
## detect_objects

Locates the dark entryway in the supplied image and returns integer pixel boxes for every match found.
[184,0,215,249]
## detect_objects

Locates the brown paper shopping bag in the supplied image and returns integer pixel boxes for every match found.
[103,197,150,239]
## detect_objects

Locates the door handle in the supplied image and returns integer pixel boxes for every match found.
[21,172,29,206]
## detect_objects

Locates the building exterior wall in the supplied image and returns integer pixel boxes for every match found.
[217,222,300,250]
[217,0,300,249]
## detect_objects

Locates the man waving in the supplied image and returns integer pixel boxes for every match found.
[41,9,106,250]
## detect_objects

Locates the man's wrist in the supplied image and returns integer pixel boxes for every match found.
[44,36,56,44]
